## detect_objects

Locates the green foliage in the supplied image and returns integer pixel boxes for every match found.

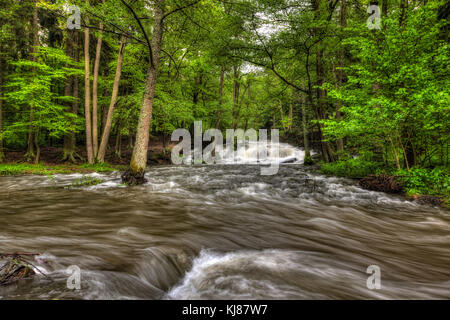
[79,162,124,172]
[303,156,314,166]
[0,163,124,176]
[321,2,449,169]
[320,158,383,178]
[395,167,450,198]
[70,175,102,187]
[3,47,82,142]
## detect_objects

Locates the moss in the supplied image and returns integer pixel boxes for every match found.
[303,156,314,166]
[70,176,103,187]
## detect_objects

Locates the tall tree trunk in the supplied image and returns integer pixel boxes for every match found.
[26,2,39,161]
[313,0,334,162]
[279,100,284,129]
[231,65,240,130]
[215,64,225,129]
[124,0,165,184]
[115,123,122,159]
[84,1,94,164]
[62,30,76,162]
[244,81,251,131]
[33,126,40,164]
[0,62,4,163]
[336,0,346,152]
[288,87,293,132]
[92,23,103,158]
[72,31,80,158]
[300,84,311,159]
[97,35,126,163]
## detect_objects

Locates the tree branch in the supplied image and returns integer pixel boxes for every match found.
[120,0,154,68]
[162,0,201,21]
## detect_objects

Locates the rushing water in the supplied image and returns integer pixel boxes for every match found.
[0,144,449,299]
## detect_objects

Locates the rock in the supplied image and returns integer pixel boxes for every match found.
[280,156,297,164]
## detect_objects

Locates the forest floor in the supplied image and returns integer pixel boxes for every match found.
[0,136,174,176]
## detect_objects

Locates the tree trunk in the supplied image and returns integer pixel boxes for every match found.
[288,87,293,132]
[300,85,311,159]
[62,30,76,162]
[115,124,122,159]
[33,126,40,164]
[313,0,334,162]
[92,23,103,158]
[215,64,225,129]
[0,62,4,163]
[84,1,94,164]
[26,2,39,162]
[72,31,80,158]
[244,81,251,131]
[336,0,346,152]
[231,65,240,130]
[124,0,165,185]
[97,35,126,162]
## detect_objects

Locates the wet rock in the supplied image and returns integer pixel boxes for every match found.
[359,174,403,193]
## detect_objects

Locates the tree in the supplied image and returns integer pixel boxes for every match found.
[97,35,126,163]
[4,47,81,163]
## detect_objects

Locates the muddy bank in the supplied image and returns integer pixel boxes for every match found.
[359,174,446,208]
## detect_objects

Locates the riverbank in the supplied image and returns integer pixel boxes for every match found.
[0,136,173,176]
[319,159,450,209]
[0,162,127,176]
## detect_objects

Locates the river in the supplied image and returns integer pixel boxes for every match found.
[0,144,449,299]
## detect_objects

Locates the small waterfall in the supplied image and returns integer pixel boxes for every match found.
[186,142,306,164]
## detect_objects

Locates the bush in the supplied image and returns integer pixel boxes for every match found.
[320,158,383,178]
[395,167,450,198]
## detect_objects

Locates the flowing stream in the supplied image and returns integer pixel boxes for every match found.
[0,143,449,299]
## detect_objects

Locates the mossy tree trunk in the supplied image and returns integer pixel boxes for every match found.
[123,0,165,185]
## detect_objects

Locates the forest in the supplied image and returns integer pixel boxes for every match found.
[1,0,450,302]
[0,0,449,199]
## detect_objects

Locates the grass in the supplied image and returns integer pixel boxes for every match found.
[70,176,103,187]
[0,162,127,176]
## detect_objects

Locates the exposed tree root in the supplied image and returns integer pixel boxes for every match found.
[61,150,84,163]
[121,169,147,185]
